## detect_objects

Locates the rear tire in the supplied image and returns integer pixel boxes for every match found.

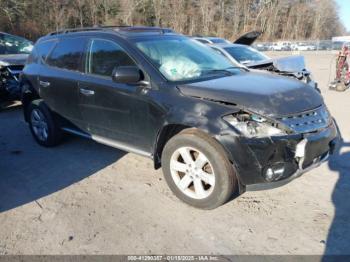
[161,129,238,209]
[27,99,62,147]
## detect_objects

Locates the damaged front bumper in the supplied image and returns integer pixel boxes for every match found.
[246,151,329,191]
[218,120,338,190]
[0,65,23,100]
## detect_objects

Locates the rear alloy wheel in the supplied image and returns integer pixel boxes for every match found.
[30,108,49,142]
[28,100,62,147]
[162,129,238,209]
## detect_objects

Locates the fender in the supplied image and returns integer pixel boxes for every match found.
[20,77,40,122]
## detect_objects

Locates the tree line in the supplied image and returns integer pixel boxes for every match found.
[0,0,346,42]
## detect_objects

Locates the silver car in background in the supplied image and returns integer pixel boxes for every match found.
[193,32,318,91]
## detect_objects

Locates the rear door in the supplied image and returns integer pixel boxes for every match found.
[41,37,88,129]
[22,39,57,100]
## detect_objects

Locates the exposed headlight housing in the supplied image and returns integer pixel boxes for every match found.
[0,60,10,68]
[223,112,287,138]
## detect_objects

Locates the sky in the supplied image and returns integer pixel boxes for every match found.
[336,0,350,32]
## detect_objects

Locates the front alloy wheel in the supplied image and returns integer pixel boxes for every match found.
[162,129,238,209]
[170,147,215,199]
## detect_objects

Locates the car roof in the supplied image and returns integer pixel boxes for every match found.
[192,36,224,40]
[192,36,230,43]
[210,43,248,49]
[0,32,32,42]
[0,32,14,36]
[205,37,225,40]
[40,26,177,42]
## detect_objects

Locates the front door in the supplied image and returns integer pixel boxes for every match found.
[78,38,154,152]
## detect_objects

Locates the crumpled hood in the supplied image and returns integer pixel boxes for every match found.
[246,56,307,73]
[0,54,28,66]
[178,71,323,117]
[273,55,307,73]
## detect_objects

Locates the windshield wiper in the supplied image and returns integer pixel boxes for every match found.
[202,66,242,76]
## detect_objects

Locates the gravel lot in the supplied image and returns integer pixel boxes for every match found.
[0,52,349,255]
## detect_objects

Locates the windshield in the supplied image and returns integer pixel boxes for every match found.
[135,37,236,81]
[0,33,33,55]
[223,45,269,64]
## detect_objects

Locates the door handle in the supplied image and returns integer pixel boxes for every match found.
[80,88,95,96]
[39,81,50,88]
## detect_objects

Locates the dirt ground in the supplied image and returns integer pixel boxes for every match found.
[0,52,349,255]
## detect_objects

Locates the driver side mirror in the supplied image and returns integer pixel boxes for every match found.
[112,66,143,84]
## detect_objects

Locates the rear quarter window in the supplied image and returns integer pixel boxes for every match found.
[46,37,87,72]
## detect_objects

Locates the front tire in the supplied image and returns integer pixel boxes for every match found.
[161,129,238,209]
[27,100,62,147]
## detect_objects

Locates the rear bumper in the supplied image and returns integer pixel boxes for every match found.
[218,120,338,187]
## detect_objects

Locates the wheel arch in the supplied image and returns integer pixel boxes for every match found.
[21,80,40,122]
[152,122,229,168]
[153,124,246,195]
[153,124,193,169]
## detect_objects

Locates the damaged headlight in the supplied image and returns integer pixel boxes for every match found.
[223,112,287,138]
[0,61,10,68]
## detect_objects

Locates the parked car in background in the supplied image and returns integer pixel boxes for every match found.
[271,41,291,51]
[292,43,316,51]
[253,43,271,51]
[0,32,33,100]
[317,41,332,51]
[193,32,318,90]
[21,26,337,209]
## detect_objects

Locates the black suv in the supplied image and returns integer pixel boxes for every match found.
[21,26,337,209]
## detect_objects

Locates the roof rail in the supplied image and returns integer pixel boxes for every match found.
[47,26,174,36]
[113,26,173,34]
[48,27,108,36]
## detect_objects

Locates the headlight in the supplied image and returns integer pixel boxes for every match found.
[223,112,287,138]
[0,60,10,68]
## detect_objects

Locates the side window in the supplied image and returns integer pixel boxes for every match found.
[35,40,57,63]
[47,37,86,71]
[87,39,135,77]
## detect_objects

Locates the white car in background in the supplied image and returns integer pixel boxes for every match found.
[293,43,316,51]
[271,41,292,51]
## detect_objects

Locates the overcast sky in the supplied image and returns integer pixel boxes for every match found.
[336,0,350,32]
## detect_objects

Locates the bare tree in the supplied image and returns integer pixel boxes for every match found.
[0,0,345,41]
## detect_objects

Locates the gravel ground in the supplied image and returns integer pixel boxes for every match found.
[0,52,349,255]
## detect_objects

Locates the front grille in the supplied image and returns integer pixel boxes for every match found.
[277,106,330,133]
